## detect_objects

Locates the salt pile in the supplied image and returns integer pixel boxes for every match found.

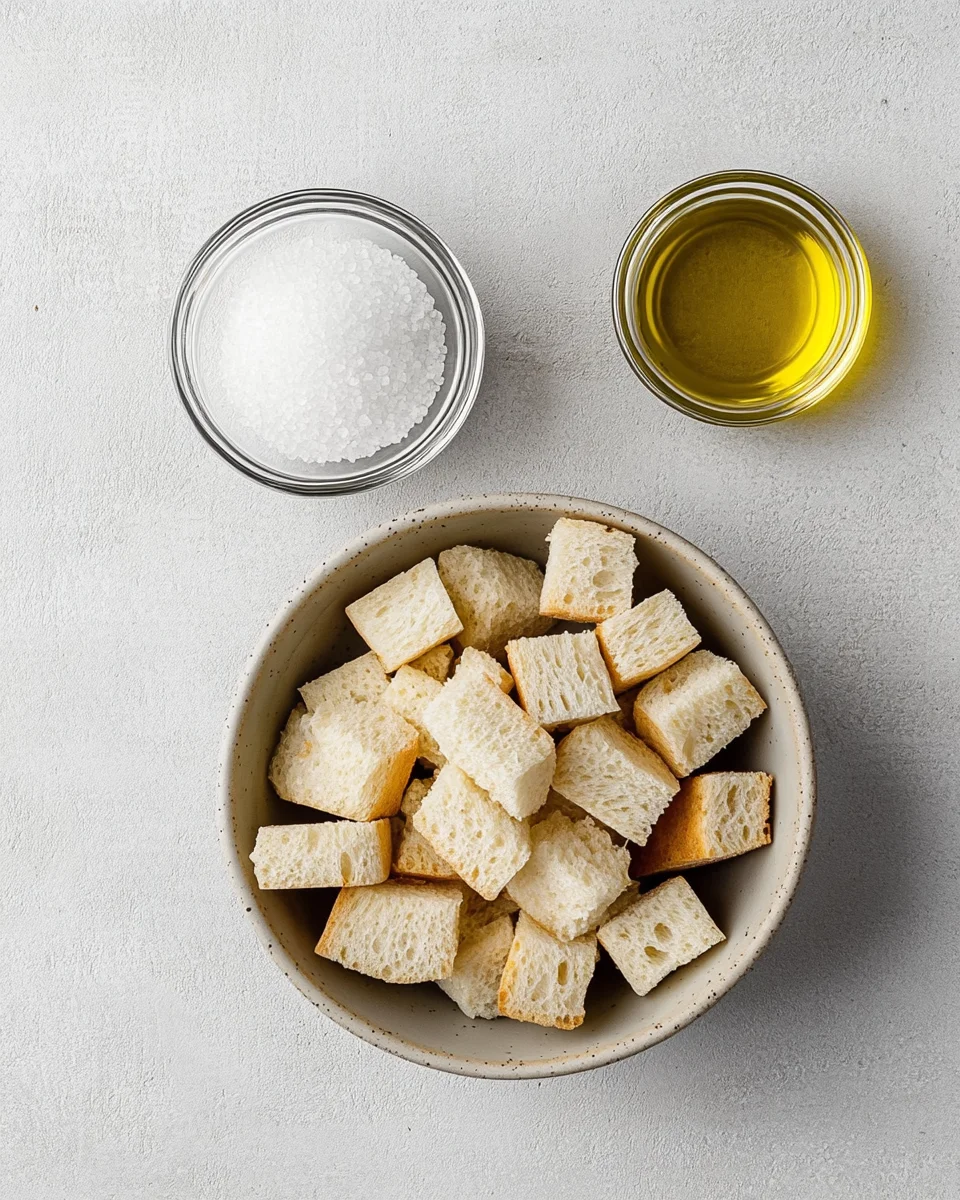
[210,230,446,464]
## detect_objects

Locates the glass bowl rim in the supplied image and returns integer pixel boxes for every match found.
[611,170,872,426]
[169,188,485,495]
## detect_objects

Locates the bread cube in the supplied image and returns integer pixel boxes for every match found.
[552,715,679,845]
[437,545,553,659]
[316,879,463,983]
[457,886,520,939]
[455,645,513,693]
[539,518,637,622]
[412,764,531,900]
[498,913,598,1029]
[345,558,463,673]
[422,671,556,820]
[595,880,641,928]
[269,702,418,820]
[598,876,724,997]
[506,629,618,730]
[532,789,598,826]
[383,666,445,768]
[612,686,640,732]
[532,790,629,850]
[408,643,455,682]
[392,777,459,881]
[596,590,701,692]
[633,772,772,875]
[437,913,515,1019]
[250,819,392,889]
[633,650,766,777]
[505,811,630,941]
[299,652,389,714]
[267,703,311,803]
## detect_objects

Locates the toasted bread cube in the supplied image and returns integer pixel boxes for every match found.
[596,590,701,692]
[539,518,638,622]
[506,629,618,730]
[393,777,459,881]
[250,819,392,889]
[498,913,598,1029]
[455,646,513,693]
[505,811,630,941]
[422,671,556,820]
[269,702,418,820]
[408,643,455,682]
[598,876,724,996]
[633,772,772,875]
[345,558,463,673]
[437,913,515,1019]
[383,666,446,768]
[412,764,531,900]
[316,880,463,983]
[299,652,389,714]
[633,650,766,777]
[552,715,679,845]
[437,545,553,659]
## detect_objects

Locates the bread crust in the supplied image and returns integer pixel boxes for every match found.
[634,772,772,875]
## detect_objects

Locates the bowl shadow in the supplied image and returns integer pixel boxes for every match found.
[664,687,929,1079]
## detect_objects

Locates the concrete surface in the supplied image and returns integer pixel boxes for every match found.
[2,2,958,1196]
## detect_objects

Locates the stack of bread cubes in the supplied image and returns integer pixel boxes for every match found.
[253,519,772,1030]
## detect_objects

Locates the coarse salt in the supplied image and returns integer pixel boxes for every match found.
[207,229,446,464]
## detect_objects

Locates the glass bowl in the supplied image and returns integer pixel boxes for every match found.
[169,190,484,495]
[612,171,871,425]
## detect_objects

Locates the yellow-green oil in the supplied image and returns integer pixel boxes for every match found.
[634,198,843,406]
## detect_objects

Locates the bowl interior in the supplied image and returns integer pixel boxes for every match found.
[221,497,814,1077]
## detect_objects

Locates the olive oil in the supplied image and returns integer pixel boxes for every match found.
[633,197,843,407]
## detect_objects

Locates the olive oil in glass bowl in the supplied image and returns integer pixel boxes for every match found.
[613,172,871,425]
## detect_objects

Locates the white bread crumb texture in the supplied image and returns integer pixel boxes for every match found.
[422,670,556,820]
[505,810,631,941]
[437,913,515,1019]
[598,875,724,997]
[596,589,701,691]
[345,557,463,673]
[250,819,392,889]
[408,643,455,682]
[632,770,772,875]
[438,545,553,659]
[411,763,531,900]
[552,715,678,845]
[498,912,598,1029]
[703,771,772,857]
[455,645,514,693]
[506,629,618,730]
[299,651,389,714]
[384,665,446,767]
[269,701,418,820]
[633,649,766,777]
[540,518,638,622]
[316,879,463,984]
[393,776,460,880]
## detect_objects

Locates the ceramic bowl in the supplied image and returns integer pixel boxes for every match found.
[219,494,815,1078]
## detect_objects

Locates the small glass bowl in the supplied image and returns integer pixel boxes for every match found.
[612,171,871,425]
[169,190,484,495]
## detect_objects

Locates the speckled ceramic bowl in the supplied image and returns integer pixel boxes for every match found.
[220,494,815,1078]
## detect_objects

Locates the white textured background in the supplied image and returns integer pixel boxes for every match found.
[2,2,958,1197]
